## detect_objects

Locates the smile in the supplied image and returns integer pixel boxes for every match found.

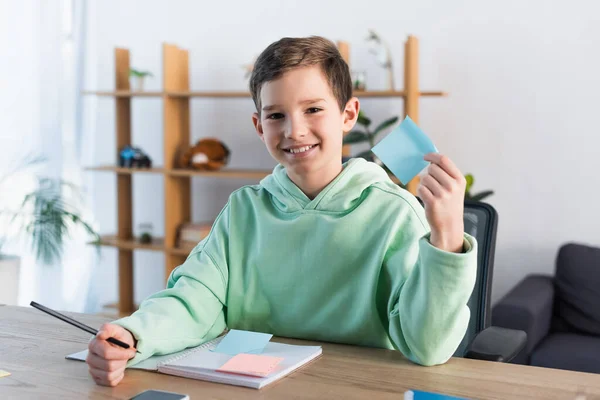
[283,144,318,154]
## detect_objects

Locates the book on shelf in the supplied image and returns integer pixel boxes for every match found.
[177,222,212,248]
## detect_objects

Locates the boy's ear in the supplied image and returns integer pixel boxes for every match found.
[342,97,360,133]
[252,112,265,142]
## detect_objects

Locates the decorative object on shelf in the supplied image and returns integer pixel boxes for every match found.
[464,174,494,202]
[138,222,154,244]
[179,138,231,171]
[366,30,395,90]
[177,222,212,250]
[351,70,367,91]
[118,146,152,168]
[129,68,153,91]
[0,154,99,305]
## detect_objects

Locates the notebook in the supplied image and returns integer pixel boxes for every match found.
[66,335,322,389]
[404,389,468,400]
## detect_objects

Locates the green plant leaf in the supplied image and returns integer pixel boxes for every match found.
[129,69,153,78]
[357,110,371,127]
[373,116,399,137]
[0,155,99,265]
[470,190,494,202]
[343,131,369,144]
[464,173,474,193]
[12,175,99,265]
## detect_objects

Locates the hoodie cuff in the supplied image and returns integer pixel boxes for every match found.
[424,232,474,254]
[112,315,152,367]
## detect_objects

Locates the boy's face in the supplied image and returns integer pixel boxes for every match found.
[252,66,359,184]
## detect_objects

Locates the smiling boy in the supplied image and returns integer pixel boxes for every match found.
[86,36,477,387]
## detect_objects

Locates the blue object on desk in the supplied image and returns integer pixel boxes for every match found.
[371,116,438,185]
[213,329,273,355]
[404,389,468,400]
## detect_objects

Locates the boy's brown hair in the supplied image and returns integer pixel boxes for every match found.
[249,36,352,115]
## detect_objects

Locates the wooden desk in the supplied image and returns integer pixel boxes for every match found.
[1,305,599,400]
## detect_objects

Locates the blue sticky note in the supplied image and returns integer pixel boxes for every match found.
[371,116,438,185]
[213,329,273,356]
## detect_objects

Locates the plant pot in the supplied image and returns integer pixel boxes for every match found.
[0,254,20,305]
[131,76,145,91]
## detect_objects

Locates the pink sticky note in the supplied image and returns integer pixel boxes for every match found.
[217,353,283,378]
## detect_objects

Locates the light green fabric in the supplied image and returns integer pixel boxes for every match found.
[115,158,477,367]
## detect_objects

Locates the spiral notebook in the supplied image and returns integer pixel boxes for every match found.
[66,336,322,389]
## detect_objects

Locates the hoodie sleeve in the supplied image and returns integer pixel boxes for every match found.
[112,205,231,366]
[384,197,478,366]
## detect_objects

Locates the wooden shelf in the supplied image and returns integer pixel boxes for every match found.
[82,90,164,97]
[85,165,164,174]
[167,91,251,98]
[94,234,197,256]
[166,168,271,179]
[95,235,165,252]
[166,246,196,256]
[418,91,447,97]
[83,90,446,98]
[354,90,446,98]
[84,165,270,179]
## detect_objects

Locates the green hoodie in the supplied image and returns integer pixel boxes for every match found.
[115,158,477,367]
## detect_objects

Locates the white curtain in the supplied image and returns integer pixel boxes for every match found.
[0,0,94,311]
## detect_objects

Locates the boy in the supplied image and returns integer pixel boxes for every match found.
[87,36,477,387]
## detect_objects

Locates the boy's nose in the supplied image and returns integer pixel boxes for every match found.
[284,118,308,139]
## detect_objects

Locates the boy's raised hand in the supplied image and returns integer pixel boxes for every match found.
[86,323,137,387]
[416,153,466,253]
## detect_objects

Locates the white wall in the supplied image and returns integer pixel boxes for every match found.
[0,1,92,310]
[83,0,600,311]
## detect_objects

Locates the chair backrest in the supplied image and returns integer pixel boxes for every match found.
[453,200,498,357]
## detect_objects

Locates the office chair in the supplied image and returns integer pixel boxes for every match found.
[455,200,526,362]
[415,198,527,362]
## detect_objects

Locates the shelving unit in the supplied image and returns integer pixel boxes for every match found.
[84,36,444,315]
[83,90,445,98]
[85,165,271,179]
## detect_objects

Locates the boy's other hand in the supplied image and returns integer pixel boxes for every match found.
[417,153,466,253]
[86,323,137,387]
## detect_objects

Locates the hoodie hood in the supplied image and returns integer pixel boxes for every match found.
[260,158,392,213]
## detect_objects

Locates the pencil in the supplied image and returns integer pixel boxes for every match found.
[30,301,139,353]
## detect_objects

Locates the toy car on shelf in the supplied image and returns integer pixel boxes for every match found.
[119,146,152,168]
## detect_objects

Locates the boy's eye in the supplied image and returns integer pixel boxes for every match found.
[306,107,321,114]
[266,113,284,120]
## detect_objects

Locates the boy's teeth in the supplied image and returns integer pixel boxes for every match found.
[288,145,315,154]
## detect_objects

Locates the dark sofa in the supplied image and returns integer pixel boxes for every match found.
[492,243,600,373]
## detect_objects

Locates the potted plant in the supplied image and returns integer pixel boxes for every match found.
[129,68,153,91]
[464,174,494,202]
[343,110,399,161]
[0,155,99,305]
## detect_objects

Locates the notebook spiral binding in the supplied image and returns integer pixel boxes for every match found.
[157,336,224,368]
